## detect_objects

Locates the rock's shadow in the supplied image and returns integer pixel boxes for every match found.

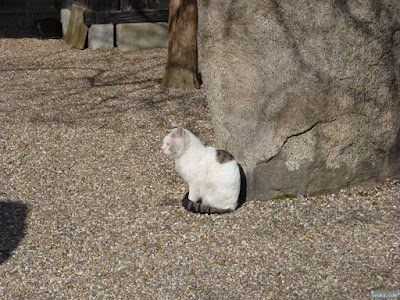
[0,202,28,264]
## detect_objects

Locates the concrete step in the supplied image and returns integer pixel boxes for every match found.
[116,22,168,51]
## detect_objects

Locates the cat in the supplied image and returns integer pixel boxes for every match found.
[162,125,241,214]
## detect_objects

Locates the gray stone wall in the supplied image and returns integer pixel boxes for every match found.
[198,0,400,199]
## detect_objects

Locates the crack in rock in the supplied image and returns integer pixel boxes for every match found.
[264,119,337,165]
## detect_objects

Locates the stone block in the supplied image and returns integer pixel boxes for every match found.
[60,8,71,36]
[198,0,400,200]
[116,22,168,50]
[88,24,114,50]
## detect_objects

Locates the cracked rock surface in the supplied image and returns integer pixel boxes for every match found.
[1,28,399,299]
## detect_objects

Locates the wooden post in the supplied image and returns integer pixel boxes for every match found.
[161,0,199,89]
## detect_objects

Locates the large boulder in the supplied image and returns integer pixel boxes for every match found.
[198,1,400,199]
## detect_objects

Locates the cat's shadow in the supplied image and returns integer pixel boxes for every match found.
[237,163,247,208]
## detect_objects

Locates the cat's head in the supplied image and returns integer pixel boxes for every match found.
[162,127,189,158]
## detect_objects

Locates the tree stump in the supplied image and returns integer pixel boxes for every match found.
[161,0,199,89]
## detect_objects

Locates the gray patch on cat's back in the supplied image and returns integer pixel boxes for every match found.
[216,149,234,164]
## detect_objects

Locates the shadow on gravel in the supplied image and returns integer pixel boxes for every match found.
[0,202,28,265]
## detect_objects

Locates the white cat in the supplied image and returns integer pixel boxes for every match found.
[162,125,241,214]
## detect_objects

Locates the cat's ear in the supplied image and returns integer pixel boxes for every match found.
[176,127,185,138]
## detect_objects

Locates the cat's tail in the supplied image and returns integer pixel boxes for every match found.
[181,193,234,214]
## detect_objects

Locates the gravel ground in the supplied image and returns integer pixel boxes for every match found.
[1,29,399,299]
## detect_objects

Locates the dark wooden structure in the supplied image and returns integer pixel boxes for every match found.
[56,0,169,25]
